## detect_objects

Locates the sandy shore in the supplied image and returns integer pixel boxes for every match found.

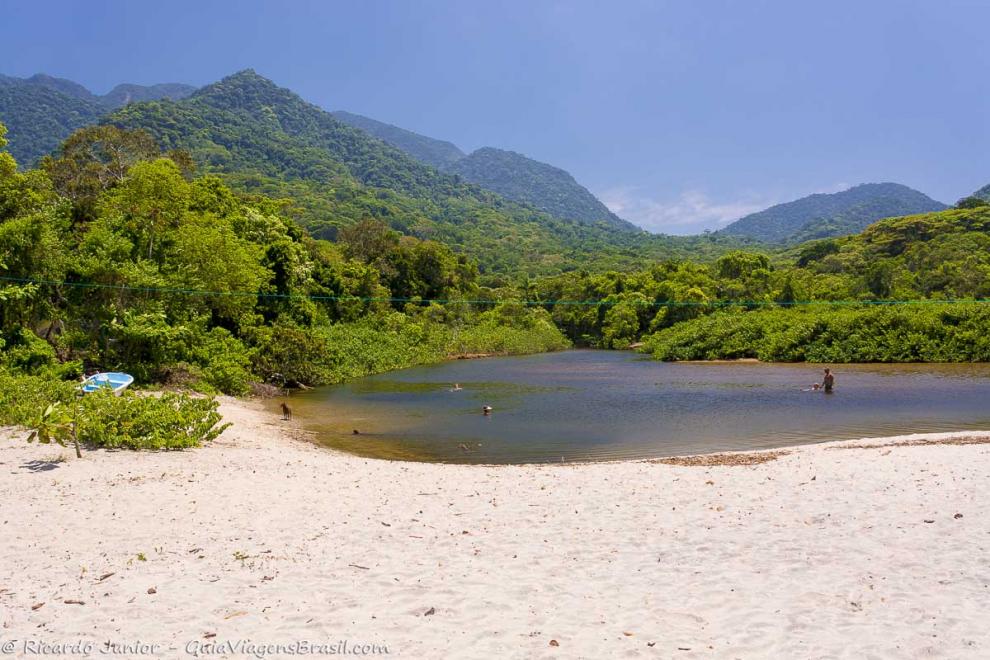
[2,398,989,659]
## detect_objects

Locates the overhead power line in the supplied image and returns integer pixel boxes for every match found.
[2,275,989,308]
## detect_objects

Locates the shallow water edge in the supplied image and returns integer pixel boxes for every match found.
[281,350,990,465]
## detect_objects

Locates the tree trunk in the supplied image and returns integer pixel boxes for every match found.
[71,422,81,458]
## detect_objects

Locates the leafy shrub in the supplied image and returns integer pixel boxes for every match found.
[251,308,570,387]
[0,369,76,426]
[186,328,255,395]
[453,306,571,355]
[106,311,193,384]
[0,326,59,374]
[2,369,228,450]
[643,304,990,362]
[75,390,229,450]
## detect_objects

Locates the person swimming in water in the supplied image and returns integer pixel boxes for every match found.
[822,368,835,393]
[451,383,463,391]
[482,405,492,415]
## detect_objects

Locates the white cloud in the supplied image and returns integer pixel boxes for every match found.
[599,186,774,235]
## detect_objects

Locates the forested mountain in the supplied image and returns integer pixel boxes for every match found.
[106,70,736,275]
[1,73,195,108]
[331,110,466,169]
[720,183,947,243]
[331,111,633,231]
[13,73,101,102]
[0,79,104,165]
[972,183,990,202]
[446,147,637,231]
[3,69,634,235]
[0,73,195,165]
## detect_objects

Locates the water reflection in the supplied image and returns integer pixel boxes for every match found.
[285,351,990,464]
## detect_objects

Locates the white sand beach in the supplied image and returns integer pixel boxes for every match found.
[2,397,989,658]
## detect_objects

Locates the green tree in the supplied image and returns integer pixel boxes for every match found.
[715,251,770,280]
[601,293,650,348]
[956,196,990,210]
[339,218,400,266]
[165,215,268,326]
[42,125,160,220]
[866,262,895,299]
[106,158,191,261]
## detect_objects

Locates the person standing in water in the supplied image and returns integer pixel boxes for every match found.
[822,368,835,393]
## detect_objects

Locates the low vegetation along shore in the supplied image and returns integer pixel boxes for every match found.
[2,398,988,657]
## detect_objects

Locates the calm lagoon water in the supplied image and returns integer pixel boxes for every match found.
[286,350,990,464]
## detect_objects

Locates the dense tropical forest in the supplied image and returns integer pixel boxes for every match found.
[2,68,990,450]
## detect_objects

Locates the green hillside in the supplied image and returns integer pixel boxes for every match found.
[0,79,104,165]
[3,70,638,240]
[106,70,741,276]
[331,111,634,231]
[720,182,947,243]
[521,204,990,353]
[446,147,637,231]
[0,74,195,165]
[16,73,102,103]
[332,110,466,169]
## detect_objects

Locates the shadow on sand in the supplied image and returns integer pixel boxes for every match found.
[20,459,64,473]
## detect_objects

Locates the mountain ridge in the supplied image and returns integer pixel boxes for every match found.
[0,73,196,164]
[720,182,947,243]
[106,69,730,275]
[4,69,635,232]
[332,109,635,230]
[447,147,637,231]
[331,110,466,170]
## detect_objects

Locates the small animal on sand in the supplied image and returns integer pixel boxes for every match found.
[280,402,292,420]
[352,429,361,435]
[482,405,493,416]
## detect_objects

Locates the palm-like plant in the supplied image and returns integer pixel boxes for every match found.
[26,400,82,458]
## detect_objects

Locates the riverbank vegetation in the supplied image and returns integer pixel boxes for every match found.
[533,203,990,355]
[0,121,569,406]
[642,304,990,362]
[4,114,990,451]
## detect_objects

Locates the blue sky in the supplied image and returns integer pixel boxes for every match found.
[2,0,988,233]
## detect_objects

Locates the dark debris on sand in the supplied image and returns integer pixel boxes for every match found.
[648,450,790,467]
[828,436,990,450]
